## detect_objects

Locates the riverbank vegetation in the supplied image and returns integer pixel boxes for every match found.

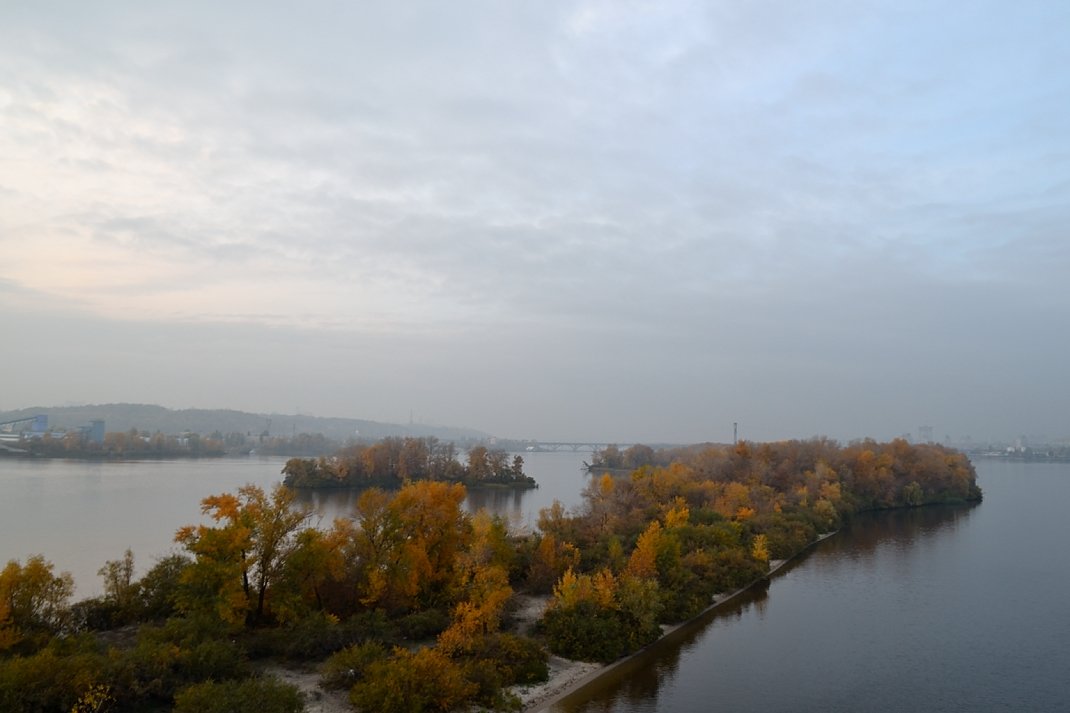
[18,429,227,459]
[0,438,978,711]
[11,430,345,460]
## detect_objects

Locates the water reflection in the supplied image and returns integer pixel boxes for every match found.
[290,488,361,523]
[288,450,593,530]
[463,487,529,522]
[834,502,978,553]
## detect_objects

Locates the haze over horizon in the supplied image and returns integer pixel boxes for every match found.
[2,2,1068,444]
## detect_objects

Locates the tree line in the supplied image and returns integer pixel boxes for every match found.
[19,429,348,459]
[0,438,979,712]
[23,429,226,459]
[281,437,536,489]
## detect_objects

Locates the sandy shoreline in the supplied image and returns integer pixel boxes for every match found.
[515,531,837,712]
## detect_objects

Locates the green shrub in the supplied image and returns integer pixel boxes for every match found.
[137,554,191,621]
[119,619,247,702]
[68,597,126,632]
[179,638,247,681]
[320,641,388,690]
[173,677,303,713]
[470,633,549,685]
[461,657,507,708]
[396,608,450,641]
[350,647,477,713]
[0,646,102,713]
[244,610,396,660]
[539,602,630,663]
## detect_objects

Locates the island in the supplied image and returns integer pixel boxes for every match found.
[281,436,538,490]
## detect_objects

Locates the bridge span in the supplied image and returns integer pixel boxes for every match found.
[526,442,634,453]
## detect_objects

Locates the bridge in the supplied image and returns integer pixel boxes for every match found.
[525,442,635,453]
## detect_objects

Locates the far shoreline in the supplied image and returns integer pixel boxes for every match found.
[518,531,837,713]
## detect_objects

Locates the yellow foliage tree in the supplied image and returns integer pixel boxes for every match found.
[0,554,74,651]
[714,481,753,519]
[527,533,580,593]
[350,481,470,612]
[175,483,310,625]
[437,563,512,655]
[663,497,690,529]
[550,567,618,611]
[625,520,662,580]
[751,534,770,565]
[70,683,114,713]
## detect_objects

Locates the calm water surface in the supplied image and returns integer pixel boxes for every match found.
[553,460,1069,713]
[0,451,591,596]
[2,454,1064,712]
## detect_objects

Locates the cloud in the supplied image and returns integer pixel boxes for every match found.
[1,1,1068,441]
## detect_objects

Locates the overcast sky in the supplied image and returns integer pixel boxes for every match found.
[2,1,1068,444]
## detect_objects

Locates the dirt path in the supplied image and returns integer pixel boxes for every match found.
[263,664,351,713]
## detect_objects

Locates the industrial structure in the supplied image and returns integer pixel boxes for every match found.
[0,415,105,444]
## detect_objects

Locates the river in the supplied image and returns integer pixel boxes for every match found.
[0,451,592,597]
[1,454,1065,711]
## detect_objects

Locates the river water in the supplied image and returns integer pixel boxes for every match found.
[1,454,1065,711]
[0,451,592,597]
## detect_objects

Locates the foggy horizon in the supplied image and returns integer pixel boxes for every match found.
[3,2,1068,445]
[0,400,1057,448]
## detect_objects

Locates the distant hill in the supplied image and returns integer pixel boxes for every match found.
[0,403,490,443]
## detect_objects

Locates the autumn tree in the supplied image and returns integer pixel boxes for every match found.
[175,483,311,625]
[271,525,348,621]
[398,437,431,481]
[751,534,770,565]
[466,446,490,481]
[97,549,138,618]
[584,473,618,534]
[526,533,580,594]
[428,439,461,480]
[623,443,656,469]
[349,488,415,612]
[594,444,623,469]
[0,555,74,652]
[438,512,514,655]
[625,521,662,580]
[536,500,583,545]
[389,481,469,608]
[437,564,512,656]
[348,481,470,613]
[361,438,403,481]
